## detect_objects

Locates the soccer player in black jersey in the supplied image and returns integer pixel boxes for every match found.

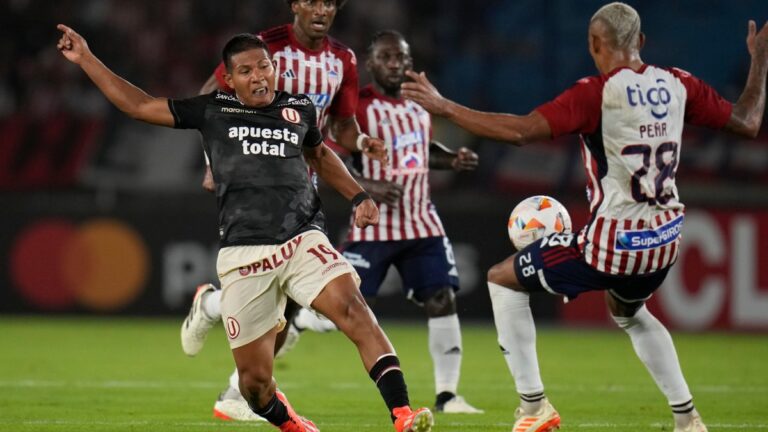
[57,25,434,432]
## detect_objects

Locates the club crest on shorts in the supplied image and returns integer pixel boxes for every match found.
[282,107,300,124]
[226,317,240,339]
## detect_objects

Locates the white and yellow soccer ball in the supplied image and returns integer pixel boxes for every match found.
[508,195,573,250]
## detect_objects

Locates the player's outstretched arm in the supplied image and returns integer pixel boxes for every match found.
[401,71,551,145]
[726,20,768,138]
[56,24,174,127]
[332,116,389,162]
[304,144,379,228]
[428,141,479,171]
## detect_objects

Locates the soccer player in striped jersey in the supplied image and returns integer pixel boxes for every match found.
[341,30,482,415]
[403,3,768,432]
[180,0,389,422]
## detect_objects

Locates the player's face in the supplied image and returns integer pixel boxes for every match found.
[368,37,412,93]
[225,48,276,107]
[292,0,338,40]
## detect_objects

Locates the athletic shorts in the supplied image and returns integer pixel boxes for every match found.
[217,230,359,348]
[513,232,669,302]
[340,236,459,303]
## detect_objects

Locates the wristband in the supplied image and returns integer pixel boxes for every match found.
[351,191,371,206]
[356,133,369,151]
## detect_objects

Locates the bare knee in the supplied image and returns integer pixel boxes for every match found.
[424,287,457,317]
[605,291,643,318]
[487,258,525,292]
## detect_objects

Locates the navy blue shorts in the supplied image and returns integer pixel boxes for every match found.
[513,232,669,302]
[341,236,459,302]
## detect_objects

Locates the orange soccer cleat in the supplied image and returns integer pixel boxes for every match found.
[393,406,434,432]
[276,390,319,432]
[512,398,561,432]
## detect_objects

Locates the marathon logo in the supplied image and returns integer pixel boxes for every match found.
[238,236,303,276]
[615,215,684,251]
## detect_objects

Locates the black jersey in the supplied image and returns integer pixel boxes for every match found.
[169,90,325,246]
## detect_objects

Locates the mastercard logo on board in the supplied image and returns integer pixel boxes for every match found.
[9,218,149,311]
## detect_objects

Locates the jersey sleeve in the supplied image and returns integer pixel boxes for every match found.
[303,101,323,148]
[670,68,733,129]
[328,49,359,119]
[535,76,603,138]
[167,94,209,129]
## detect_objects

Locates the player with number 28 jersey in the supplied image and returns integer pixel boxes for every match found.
[536,64,731,276]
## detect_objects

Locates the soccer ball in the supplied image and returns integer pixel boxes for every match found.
[508,195,572,250]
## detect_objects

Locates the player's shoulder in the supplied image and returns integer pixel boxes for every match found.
[259,24,291,47]
[327,35,357,65]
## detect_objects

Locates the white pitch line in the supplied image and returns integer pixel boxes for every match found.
[1,380,766,393]
[3,419,768,430]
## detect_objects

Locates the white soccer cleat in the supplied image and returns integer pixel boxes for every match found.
[293,307,337,332]
[435,395,484,414]
[674,412,708,432]
[180,283,218,356]
[512,398,561,432]
[213,386,267,422]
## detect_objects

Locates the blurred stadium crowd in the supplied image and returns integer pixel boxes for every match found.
[2,0,767,201]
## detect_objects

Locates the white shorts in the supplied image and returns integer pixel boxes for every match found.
[217,230,359,349]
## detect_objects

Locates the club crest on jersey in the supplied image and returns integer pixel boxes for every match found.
[282,107,300,124]
[401,152,423,169]
[626,78,672,120]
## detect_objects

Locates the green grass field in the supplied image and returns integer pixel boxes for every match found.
[0,317,766,431]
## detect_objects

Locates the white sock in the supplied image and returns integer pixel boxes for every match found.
[202,289,221,321]
[488,282,544,399]
[428,314,462,395]
[228,368,240,393]
[612,305,692,408]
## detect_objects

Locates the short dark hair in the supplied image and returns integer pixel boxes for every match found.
[285,0,348,10]
[222,34,270,72]
[366,29,406,56]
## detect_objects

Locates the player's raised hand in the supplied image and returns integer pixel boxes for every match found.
[747,20,768,64]
[56,24,91,65]
[360,136,389,163]
[401,70,450,117]
[451,147,479,171]
[353,198,379,228]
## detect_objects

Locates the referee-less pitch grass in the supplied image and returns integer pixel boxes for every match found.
[0,317,766,432]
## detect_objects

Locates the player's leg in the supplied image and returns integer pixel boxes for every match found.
[395,237,482,414]
[214,299,302,422]
[487,254,560,428]
[606,287,706,431]
[288,232,433,432]
[310,274,433,432]
[487,233,585,431]
[181,283,221,356]
[216,244,316,431]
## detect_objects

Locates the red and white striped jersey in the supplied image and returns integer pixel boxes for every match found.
[348,85,446,242]
[536,64,732,275]
[213,24,359,129]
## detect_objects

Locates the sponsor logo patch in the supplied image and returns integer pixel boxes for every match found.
[616,215,683,251]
